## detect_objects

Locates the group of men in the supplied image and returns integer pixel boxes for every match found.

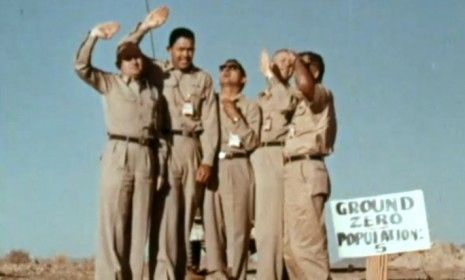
[74,6,336,280]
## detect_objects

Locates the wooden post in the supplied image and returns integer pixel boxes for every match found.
[365,255,388,280]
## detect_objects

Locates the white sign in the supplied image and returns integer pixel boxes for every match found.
[330,189,431,258]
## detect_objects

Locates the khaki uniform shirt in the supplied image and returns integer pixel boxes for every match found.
[122,26,219,166]
[257,77,299,143]
[74,34,168,169]
[283,84,337,157]
[218,94,260,155]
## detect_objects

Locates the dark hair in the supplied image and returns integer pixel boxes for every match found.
[115,42,143,69]
[299,51,325,82]
[168,27,195,48]
[219,59,246,77]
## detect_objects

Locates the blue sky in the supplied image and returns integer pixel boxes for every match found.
[1,0,464,261]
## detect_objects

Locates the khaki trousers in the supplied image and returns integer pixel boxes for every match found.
[204,158,253,280]
[150,136,202,280]
[283,158,330,280]
[250,146,285,280]
[95,140,155,280]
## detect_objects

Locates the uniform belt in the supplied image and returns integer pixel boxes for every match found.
[170,129,201,138]
[108,133,155,146]
[218,151,249,160]
[259,141,284,147]
[283,154,323,164]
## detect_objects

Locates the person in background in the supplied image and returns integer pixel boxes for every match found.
[251,49,299,280]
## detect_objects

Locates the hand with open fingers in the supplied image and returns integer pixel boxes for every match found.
[90,21,120,40]
[156,175,164,191]
[140,6,170,31]
[260,49,274,79]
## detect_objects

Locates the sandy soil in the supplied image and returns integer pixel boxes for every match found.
[1,243,464,279]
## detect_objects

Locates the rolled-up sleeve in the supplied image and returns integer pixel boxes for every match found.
[74,33,112,94]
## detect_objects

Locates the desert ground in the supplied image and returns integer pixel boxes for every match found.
[1,242,464,279]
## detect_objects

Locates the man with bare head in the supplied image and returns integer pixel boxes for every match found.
[74,16,168,279]
[283,50,336,279]
[251,49,300,280]
[120,7,219,279]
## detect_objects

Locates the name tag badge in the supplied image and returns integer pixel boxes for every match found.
[288,125,296,138]
[263,117,272,131]
[228,133,241,147]
[182,102,194,116]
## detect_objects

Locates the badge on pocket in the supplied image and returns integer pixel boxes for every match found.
[182,102,194,116]
[228,133,241,147]
[263,116,272,131]
[288,124,296,138]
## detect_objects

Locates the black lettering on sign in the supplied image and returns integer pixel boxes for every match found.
[375,243,387,253]
[350,216,361,228]
[336,202,347,215]
[337,228,424,248]
[390,213,402,224]
[401,196,414,210]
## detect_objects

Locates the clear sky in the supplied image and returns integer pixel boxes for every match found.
[1,0,464,261]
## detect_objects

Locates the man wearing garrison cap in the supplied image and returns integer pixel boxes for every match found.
[74,18,168,279]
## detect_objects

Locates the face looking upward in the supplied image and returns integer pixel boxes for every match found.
[219,63,246,88]
[272,51,294,83]
[168,37,195,71]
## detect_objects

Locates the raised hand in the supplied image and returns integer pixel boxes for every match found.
[260,49,274,79]
[90,21,120,40]
[140,6,170,31]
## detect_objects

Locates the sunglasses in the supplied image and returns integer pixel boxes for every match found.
[219,64,239,71]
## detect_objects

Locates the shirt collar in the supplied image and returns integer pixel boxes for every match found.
[165,61,199,74]
[220,92,244,102]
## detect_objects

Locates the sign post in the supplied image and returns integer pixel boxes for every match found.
[330,189,431,278]
[366,255,388,280]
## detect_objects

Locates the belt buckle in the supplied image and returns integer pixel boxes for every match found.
[283,155,290,164]
[138,136,147,145]
[218,151,227,160]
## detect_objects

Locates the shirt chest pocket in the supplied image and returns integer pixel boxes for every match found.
[107,91,139,121]
[182,83,205,119]
[292,104,318,136]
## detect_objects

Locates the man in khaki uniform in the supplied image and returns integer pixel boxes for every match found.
[203,59,260,280]
[74,19,168,280]
[121,8,219,279]
[250,49,299,280]
[282,51,336,279]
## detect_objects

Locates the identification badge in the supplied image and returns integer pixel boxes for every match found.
[288,125,296,138]
[182,102,194,116]
[263,117,272,131]
[228,133,241,147]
